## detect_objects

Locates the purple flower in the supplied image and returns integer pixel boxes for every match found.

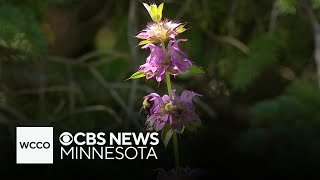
[168,39,192,75]
[138,43,167,82]
[144,90,201,132]
[136,20,185,43]
[139,39,192,82]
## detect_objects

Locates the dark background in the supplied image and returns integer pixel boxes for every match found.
[1,0,320,179]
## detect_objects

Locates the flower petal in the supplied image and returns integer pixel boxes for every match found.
[154,121,166,131]
[146,114,157,126]
[173,39,188,57]
[163,114,169,122]
[162,95,171,103]
[180,90,202,104]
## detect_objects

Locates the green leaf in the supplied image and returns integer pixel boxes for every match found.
[150,4,158,22]
[187,66,205,74]
[161,126,173,148]
[143,3,152,18]
[138,39,154,46]
[142,3,164,22]
[176,24,187,34]
[157,3,164,22]
[181,126,185,134]
[128,71,146,80]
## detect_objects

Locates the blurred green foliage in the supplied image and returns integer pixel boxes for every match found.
[0,0,75,54]
[277,0,297,14]
[0,3,45,53]
[238,76,320,169]
[232,32,285,90]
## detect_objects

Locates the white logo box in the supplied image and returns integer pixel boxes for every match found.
[16,127,53,164]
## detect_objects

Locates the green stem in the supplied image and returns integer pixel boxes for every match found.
[166,73,180,175]
[162,40,180,175]
[165,72,172,98]
[173,131,180,174]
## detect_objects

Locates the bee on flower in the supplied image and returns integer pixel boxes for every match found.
[143,89,202,132]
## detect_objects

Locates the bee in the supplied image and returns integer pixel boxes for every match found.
[139,97,154,115]
[165,103,185,116]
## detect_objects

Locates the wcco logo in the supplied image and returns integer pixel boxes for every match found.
[16,127,53,164]
[19,141,51,149]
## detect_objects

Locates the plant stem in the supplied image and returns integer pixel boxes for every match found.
[166,73,180,174]
[165,72,172,98]
[162,40,180,175]
[173,131,180,174]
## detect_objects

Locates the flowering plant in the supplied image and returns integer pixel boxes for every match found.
[128,2,204,175]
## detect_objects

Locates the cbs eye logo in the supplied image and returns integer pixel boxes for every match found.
[59,132,73,146]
